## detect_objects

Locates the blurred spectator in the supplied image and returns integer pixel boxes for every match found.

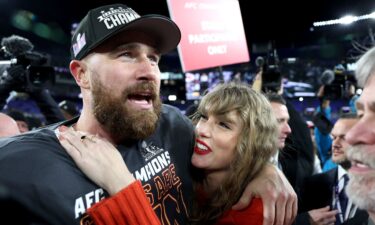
[6,110,29,133]
[306,121,323,175]
[0,113,20,137]
[1,89,65,126]
[58,100,79,120]
[313,95,334,171]
[297,113,368,225]
[267,94,292,170]
[256,67,315,199]
[266,93,314,206]
[28,89,65,124]
[347,83,359,114]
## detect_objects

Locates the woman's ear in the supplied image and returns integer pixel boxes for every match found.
[69,60,90,89]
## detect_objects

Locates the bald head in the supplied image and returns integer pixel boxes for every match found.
[0,113,20,137]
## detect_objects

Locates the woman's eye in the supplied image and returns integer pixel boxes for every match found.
[199,113,207,120]
[196,112,207,122]
[219,122,230,129]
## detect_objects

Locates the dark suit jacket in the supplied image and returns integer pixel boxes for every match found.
[295,168,368,225]
[300,168,336,211]
[279,100,315,200]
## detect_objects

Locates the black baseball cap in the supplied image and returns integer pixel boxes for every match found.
[71,3,181,60]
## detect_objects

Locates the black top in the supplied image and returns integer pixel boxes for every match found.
[0,104,195,225]
[296,168,369,225]
[280,100,315,200]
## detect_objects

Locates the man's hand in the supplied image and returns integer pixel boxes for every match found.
[232,164,297,225]
[308,206,337,225]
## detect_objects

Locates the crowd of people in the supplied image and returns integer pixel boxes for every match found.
[0,2,374,225]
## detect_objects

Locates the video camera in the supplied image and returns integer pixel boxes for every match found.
[319,65,356,100]
[255,49,282,93]
[0,35,55,92]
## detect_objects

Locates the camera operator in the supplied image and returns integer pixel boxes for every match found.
[0,35,65,125]
[252,53,315,210]
[58,100,79,120]
[347,82,359,113]
[0,112,20,137]
[6,110,30,133]
[314,66,358,171]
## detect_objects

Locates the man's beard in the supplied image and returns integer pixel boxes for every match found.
[333,154,352,170]
[339,160,351,170]
[91,79,162,141]
[346,145,375,212]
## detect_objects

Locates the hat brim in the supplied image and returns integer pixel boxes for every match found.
[92,15,181,55]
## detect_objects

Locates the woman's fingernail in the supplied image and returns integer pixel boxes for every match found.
[59,125,68,132]
[54,128,65,141]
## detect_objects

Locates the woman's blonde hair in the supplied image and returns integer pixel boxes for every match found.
[190,82,279,224]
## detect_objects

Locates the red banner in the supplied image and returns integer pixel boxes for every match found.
[167,0,250,72]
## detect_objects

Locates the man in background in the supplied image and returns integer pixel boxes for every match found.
[298,113,368,225]
[6,110,30,133]
[267,94,292,170]
[255,63,315,194]
[265,89,314,202]
[0,112,20,137]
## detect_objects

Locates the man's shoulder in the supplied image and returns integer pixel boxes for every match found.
[322,167,337,177]
[0,127,54,141]
[305,168,337,184]
[0,127,73,180]
[0,128,59,155]
[161,104,184,115]
[161,104,194,128]
[155,104,195,150]
[42,116,78,130]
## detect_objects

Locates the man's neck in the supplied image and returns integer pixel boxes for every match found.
[75,111,115,144]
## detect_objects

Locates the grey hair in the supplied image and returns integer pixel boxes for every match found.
[355,46,375,87]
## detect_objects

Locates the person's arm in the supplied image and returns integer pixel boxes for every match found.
[87,181,161,225]
[232,164,298,225]
[0,65,24,110]
[316,85,325,98]
[28,88,65,124]
[57,126,161,225]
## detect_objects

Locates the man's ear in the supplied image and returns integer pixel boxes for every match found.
[69,60,90,89]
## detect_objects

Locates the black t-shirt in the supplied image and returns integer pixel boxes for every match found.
[0,104,195,225]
